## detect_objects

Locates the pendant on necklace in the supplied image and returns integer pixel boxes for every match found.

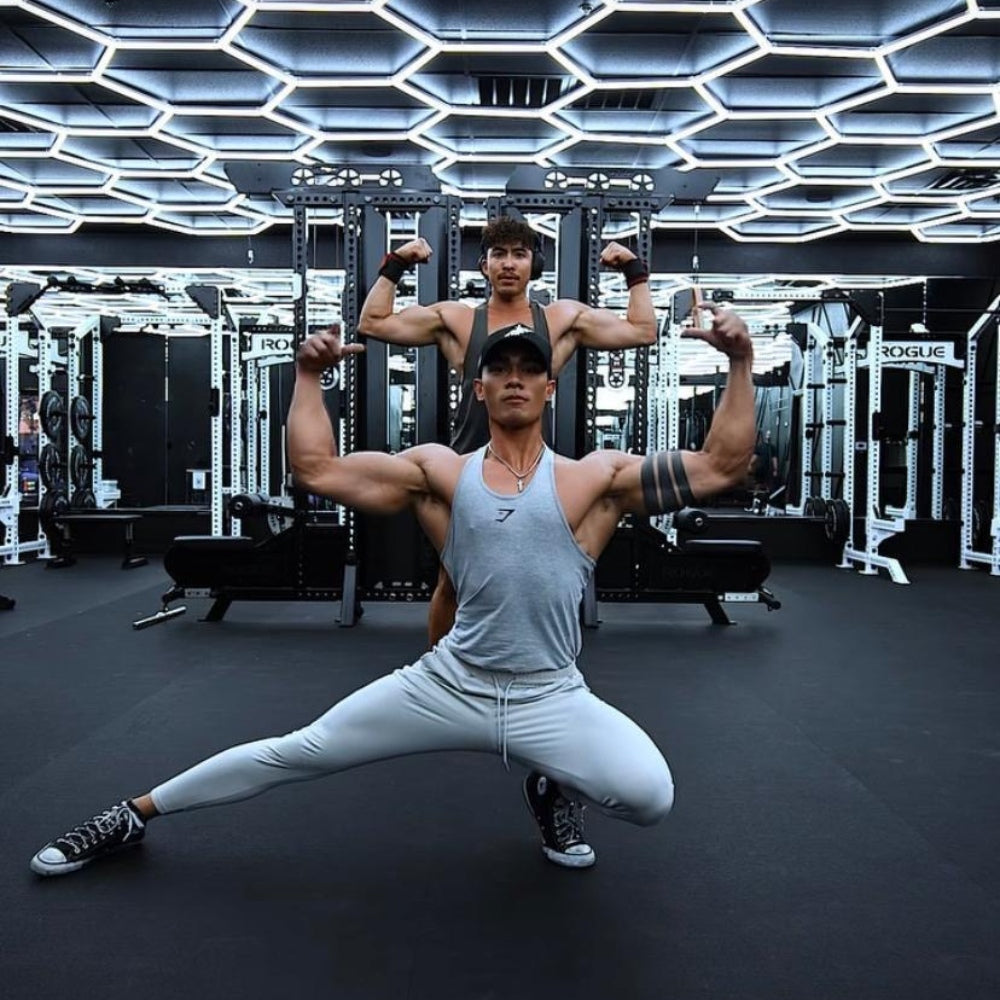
[516,479,524,493]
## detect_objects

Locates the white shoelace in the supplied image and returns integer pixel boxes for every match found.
[552,795,586,845]
[56,803,139,854]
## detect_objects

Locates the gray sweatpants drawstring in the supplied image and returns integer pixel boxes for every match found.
[493,675,516,770]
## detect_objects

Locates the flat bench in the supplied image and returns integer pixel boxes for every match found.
[49,513,148,570]
[133,524,355,628]
[592,525,781,625]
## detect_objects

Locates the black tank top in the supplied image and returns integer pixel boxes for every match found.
[450,300,554,454]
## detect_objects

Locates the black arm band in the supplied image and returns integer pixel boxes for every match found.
[620,257,649,288]
[378,252,409,284]
[669,451,696,508]
[639,450,696,514]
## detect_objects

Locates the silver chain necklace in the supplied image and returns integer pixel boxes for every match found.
[486,442,545,493]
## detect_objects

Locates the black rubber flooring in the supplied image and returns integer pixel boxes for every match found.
[1,557,998,1000]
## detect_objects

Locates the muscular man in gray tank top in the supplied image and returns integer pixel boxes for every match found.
[30,311,755,877]
[359,216,658,645]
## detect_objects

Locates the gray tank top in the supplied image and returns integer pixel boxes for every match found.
[450,301,554,454]
[438,445,595,672]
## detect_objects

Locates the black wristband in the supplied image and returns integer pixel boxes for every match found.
[620,257,649,288]
[378,252,409,284]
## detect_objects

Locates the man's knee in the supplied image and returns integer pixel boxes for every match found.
[611,766,674,826]
[632,774,674,826]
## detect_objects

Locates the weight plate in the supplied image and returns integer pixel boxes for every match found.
[39,443,65,489]
[71,487,97,509]
[40,490,69,521]
[39,390,65,442]
[70,396,93,444]
[824,499,850,545]
[70,445,92,489]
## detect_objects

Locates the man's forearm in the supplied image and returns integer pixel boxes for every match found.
[287,366,338,483]
[702,356,755,479]
[357,278,397,335]
[626,281,657,343]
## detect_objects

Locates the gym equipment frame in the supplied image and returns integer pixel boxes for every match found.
[837,293,965,584]
[959,293,1000,575]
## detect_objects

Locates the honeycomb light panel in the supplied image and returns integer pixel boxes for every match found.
[0,0,993,240]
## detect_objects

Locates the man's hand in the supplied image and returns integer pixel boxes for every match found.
[682,305,753,361]
[393,237,433,266]
[296,325,366,373]
[600,241,637,269]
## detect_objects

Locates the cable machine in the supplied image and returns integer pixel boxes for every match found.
[286,165,463,606]
[141,165,462,625]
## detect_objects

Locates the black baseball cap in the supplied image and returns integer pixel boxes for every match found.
[477,324,552,376]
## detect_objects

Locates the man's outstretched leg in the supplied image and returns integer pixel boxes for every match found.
[29,651,501,877]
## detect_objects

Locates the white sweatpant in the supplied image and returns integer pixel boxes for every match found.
[150,644,674,826]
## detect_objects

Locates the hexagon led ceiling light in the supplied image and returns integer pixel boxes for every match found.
[0,0,995,240]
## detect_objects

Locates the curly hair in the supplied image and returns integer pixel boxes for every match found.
[480,216,539,254]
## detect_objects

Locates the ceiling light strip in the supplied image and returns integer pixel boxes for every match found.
[222,42,297,87]
[14,1,112,46]
[879,8,978,57]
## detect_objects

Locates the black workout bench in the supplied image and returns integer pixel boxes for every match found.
[589,517,781,625]
[134,521,355,628]
[47,513,148,570]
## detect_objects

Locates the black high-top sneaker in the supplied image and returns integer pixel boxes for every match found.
[30,800,146,876]
[522,772,595,868]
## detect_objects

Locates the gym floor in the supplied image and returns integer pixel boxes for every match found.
[1,557,998,1000]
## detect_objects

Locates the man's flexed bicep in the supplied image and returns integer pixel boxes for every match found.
[295,446,443,517]
[358,297,444,346]
[290,327,451,515]
[358,299,467,368]
[357,236,470,364]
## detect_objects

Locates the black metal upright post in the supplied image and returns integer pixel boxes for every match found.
[341,195,362,473]
[580,197,604,457]
[416,197,461,445]
[288,193,356,558]
[359,202,388,452]
[554,208,583,456]
[291,203,308,346]
[629,207,653,455]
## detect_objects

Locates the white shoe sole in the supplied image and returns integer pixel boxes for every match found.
[30,854,87,876]
[30,840,141,877]
[542,844,596,869]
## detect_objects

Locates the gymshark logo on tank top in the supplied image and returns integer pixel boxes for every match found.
[495,509,515,522]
